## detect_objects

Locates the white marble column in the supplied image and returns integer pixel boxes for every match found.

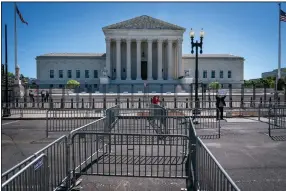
[167,39,173,80]
[126,38,131,80]
[157,39,163,80]
[177,38,183,77]
[136,39,142,80]
[147,39,153,80]
[105,38,111,77]
[116,38,121,80]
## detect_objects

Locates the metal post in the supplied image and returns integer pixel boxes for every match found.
[195,44,199,110]
[3,24,11,117]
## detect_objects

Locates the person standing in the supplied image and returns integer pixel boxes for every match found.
[41,90,45,102]
[45,91,50,102]
[216,93,226,120]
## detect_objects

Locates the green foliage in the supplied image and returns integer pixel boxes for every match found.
[66,79,80,89]
[8,72,15,78]
[244,76,286,90]
[209,82,221,90]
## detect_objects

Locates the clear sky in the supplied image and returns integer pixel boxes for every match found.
[1,2,286,80]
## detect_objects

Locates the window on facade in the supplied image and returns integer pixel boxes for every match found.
[203,70,207,78]
[94,70,98,78]
[50,70,54,78]
[85,84,88,88]
[59,70,63,78]
[76,70,80,78]
[85,70,89,78]
[67,70,72,78]
[50,84,53,88]
[59,84,63,88]
[228,70,232,78]
[211,70,215,78]
[94,84,98,88]
[220,71,224,79]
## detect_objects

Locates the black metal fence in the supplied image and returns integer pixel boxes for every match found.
[2,82,286,108]
[268,106,286,139]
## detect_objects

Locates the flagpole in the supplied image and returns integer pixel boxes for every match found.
[275,3,281,100]
[14,2,17,76]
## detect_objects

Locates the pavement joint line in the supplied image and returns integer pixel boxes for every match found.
[2,120,20,125]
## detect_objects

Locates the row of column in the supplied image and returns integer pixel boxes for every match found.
[105,37,183,80]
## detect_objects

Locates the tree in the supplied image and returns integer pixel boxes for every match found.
[209,82,221,90]
[244,80,252,88]
[66,79,80,89]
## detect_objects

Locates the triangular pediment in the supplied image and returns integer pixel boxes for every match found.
[102,15,185,30]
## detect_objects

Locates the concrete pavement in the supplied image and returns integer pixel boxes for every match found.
[203,121,286,191]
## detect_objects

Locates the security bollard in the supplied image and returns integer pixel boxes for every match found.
[82,98,84,109]
[103,98,106,109]
[16,98,18,107]
[61,98,64,109]
[92,98,95,109]
[174,97,177,108]
[127,98,129,109]
[186,98,188,108]
[24,97,27,108]
[71,98,73,109]
[50,99,53,109]
[138,98,141,109]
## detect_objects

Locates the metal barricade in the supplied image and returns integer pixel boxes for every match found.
[2,136,68,191]
[46,109,103,137]
[194,137,240,191]
[71,132,189,181]
[2,106,241,191]
[106,107,188,136]
[268,106,286,138]
[2,154,49,191]
[164,108,221,139]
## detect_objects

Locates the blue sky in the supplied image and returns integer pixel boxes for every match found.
[1,2,286,79]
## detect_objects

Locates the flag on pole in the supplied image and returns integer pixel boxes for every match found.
[281,9,286,22]
[16,5,28,25]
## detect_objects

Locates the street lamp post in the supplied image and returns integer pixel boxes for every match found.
[190,28,204,112]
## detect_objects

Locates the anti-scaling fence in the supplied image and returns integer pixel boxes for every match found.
[2,82,286,109]
[2,105,240,191]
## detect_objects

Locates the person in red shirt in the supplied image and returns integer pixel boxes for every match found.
[152,96,160,105]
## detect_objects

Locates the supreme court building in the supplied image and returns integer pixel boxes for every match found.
[36,15,244,91]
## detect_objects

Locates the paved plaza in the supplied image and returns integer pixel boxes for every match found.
[203,121,286,191]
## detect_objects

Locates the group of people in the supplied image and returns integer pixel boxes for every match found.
[28,90,50,103]
[151,92,226,120]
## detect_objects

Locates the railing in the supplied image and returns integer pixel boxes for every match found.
[2,154,49,191]
[46,109,103,137]
[268,106,286,137]
[195,137,240,191]
[1,136,68,191]
[186,119,240,191]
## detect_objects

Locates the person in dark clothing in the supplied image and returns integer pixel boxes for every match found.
[41,90,45,102]
[45,91,49,102]
[29,90,34,103]
[216,94,226,120]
